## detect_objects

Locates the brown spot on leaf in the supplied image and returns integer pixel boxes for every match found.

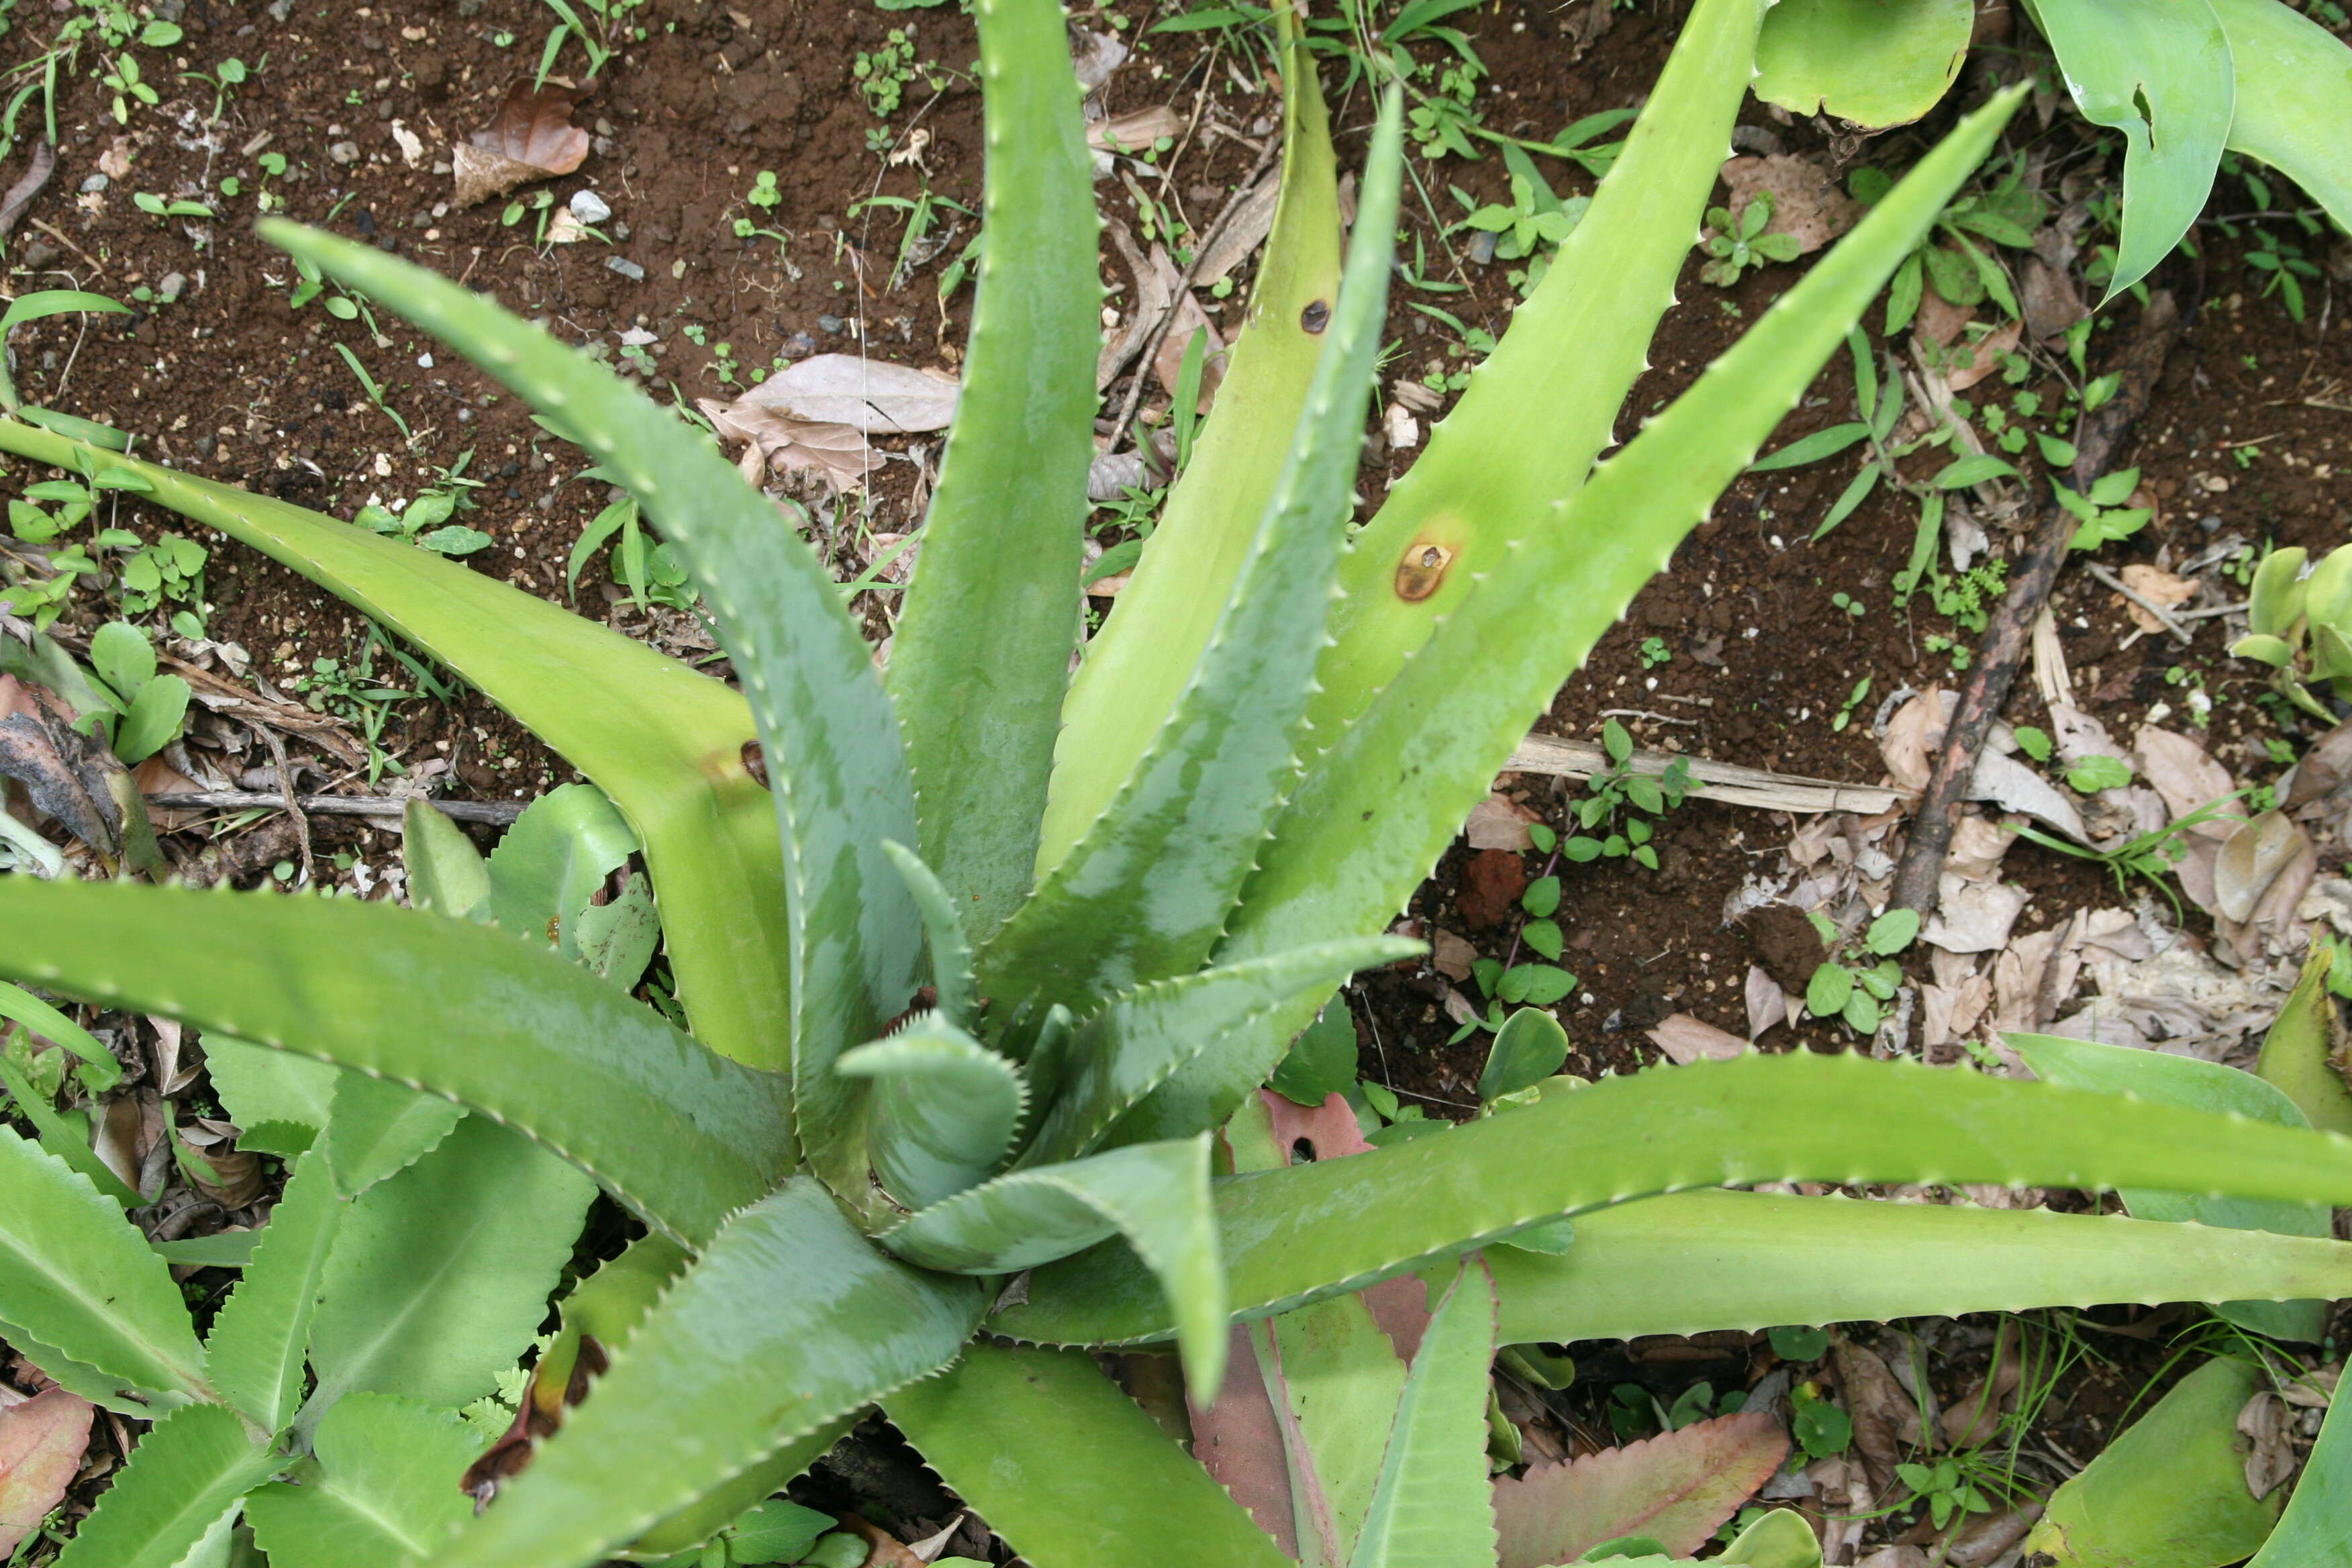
[1393,540,1455,602]
[1300,299,1330,334]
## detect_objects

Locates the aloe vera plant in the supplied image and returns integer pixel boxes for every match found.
[9,2,2352,1565]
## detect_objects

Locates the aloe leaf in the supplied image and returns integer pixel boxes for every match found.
[2257,945,2352,1134]
[302,1115,595,1427]
[485,783,638,961]
[1346,1258,1498,1568]
[2208,0,2352,234]
[1482,1188,2352,1344]
[1195,91,2027,1134]
[259,222,924,1222]
[318,1072,464,1201]
[423,1179,981,1568]
[203,1148,344,1433]
[0,418,789,1073]
[0,877,792,1246]
[52,1402,278,1568]
[1028,937,1418,1167]
[627,1416,856,1560]
[2249,1352,2352,1563]
[886,1344,1293,1568]
[1040,0,1343,869]
[402,801,492,920]
[1751,0,1972,127]
[2031,0,2232,295]
[881,841,977,1031]
[2012,1031,2327,1340]
[884,0,1096,938]
[0,1126,209,1408]
[979,89,1404,1018]
[244,1394,478,1568]
[836,1019,1026,1210]
[2023,1357,2277,1564]
[996,1048,2352,1345]
[883,1136,1226,1400]
[1300,0,1762,765]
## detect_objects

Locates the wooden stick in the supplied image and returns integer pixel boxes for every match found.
[146,791,524,825]
[1888,291,2183,918]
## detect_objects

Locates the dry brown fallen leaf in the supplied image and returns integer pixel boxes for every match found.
[2118,564,2196,633]
[1465,793,1538,851]
[0,1387,93,1556]
[2133,725,2239,838]
[177,1117,263,1209]
[1647,1012,1747,1065]
[1831,1334,1922,1497]
[739,353,960,434]
[2238,1390,2297,1501]
[1944,318,2022,393]
[1717,154,1861,254]
[1430,927,1477,983]
[2215,810,2309,924]
[1087,105,1185,154]
[1744,964,1786,1040]
[452,81,590,209]
[698,398,880,495]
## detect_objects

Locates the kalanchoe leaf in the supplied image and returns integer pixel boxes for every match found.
[316,1072,466,1199]
[836,1020,1026,1211]
[1346,1256,1499,1568]
[245,1395,479,1568]
[51,1402,277,1568]
[486,783,639,961]
[1493,1410,1789,1565]
[401,800,492,921]
[202,1147,344,1432]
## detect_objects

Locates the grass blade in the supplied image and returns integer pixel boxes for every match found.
[885,0,1097,938]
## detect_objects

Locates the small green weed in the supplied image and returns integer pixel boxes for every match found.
[1804,907,1918,1035]
[1700,193,1797,287]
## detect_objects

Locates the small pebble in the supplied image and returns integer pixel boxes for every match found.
[783,330,816,356]
[158,272,187,302]
[818,314,845,334]
[569,189,611,224]
[328,142,360,165]
[417,352,434,369]
[79,174,108,193]
[605,256,646,281]
[2200,514,2223,534]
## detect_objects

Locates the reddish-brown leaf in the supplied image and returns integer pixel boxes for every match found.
[1491,1411,1789,1567]
[452,82,589,207]
[0,1388,93,1555]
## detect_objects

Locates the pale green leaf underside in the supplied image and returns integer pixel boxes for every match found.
[886,1345,1292,1568]
[425,1180,983,1568]
[244,1394,479,1568]
[0,1128,208,1408]
[885,0,1098,939]
[54,1403,278,1568]
[2209,0,2352,236]
[1200,90,2025,1137]
[836,1020,1026,1212]
[1038,937,1420,1166]
[485,783,638,961]
[318,1073,466,1199]
[1346,1259,1498,1568]
[302,1115,595,1428]
[402,800,491,920]
[203,1148,344,1433]
[0,877,791,1246]
[1040,0,1344,871]
[261,219,924,1228]
[883,1136,1226,1399]
[981,89,1404,1018]
[996,1048,2352,1346]
[1485,1188,2352,1345]
[2034,0,2231,294]
[0,417,789,1073]
[1751,0,1971,127]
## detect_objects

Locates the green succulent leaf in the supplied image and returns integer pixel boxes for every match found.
[2245,545,2308,639]
[258,220,924,1225]
[2023,1358,2278,1565]
[980,87,1404,1018]
[887,1345,1293,1568]
[203,1148,345,1432]
[52,1402,278,1568]
[2257,946,2352,1135]
[1044,937,1420,1163]
[2032,0,2231,296]
[1199,90,2026,1132]
[0,877,793,1246]
[885,0,1097,938]
[836,1019,1026,1211]
[401,801,492,921]
[1042,0,1342,868]
[424,1180,982,1568]
[244,1394,481,1568]
[881,840,979,1032]
[203,1035,338,1142]
[2209,0,2352,236]
[1302,0,1763,763]
[1480,1009,1569,1102]
[486,783,639,961]
[1484,1187,2352,1344]
[0,418,789,1071]
[998,1048,2352,1345]
[316,1072,466,1199]
[0,1126,208,1408]
[883,1136,1226,1401]
[1753,0,1972,127]
[2012,1031,2329,1340]
[1347,1258,1500,1568]
[302,1114,596,1426]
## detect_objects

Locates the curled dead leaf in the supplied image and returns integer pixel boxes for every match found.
[452,81,591,209]
[1718,154,1862,255]
[738,353,959,434]
[1744,964,1787,1040]
[699,397,881,494]
[0,1387,92,1555]
[1831,1334,1921,1496]
[1088,105,1185,154]
[2237,1390,2296,1501]
[1647,1012,1748,1065]
[2214,810,2308,925]
[1465,793,1538,851]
